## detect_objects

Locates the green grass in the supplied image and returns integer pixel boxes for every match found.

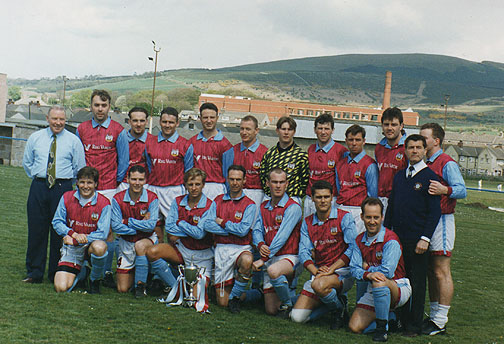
[1,165,503,343]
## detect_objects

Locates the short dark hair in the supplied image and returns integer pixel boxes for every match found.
[311,180,333,196]
[314,113,334,129]
[420,122,445,145]
[160,107,179,121]
[90,89,111,104]
[128,165,146,177]
[199,102,219,115]
[381,107,403,124]
[77,166,99,184]
[361,197,384,215]
[276,116,297,131]
[345,124,366,138]
[128,107,149,119]
[241,115,259,129]
[227,164,246,178]
[267,167,287,181]
[405,134,427,149]
[184,168,207,184]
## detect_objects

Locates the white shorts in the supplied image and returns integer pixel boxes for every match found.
[98,188,118,202]
[357,278,411,311]
[263,254,300,293]
[337,204,365,233]
[300,267,354,299]
[117,234,158,274]
[214,244,252,286]
[147,184,185,218]
[59,244,90,271]
[378,197,389,216]
[202,182,226,201]
[243,188,264,222]
[175,241,214,279]
[303,196,337,218]
[429,214,455,256]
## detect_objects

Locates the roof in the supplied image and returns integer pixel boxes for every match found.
[448,145,482,157]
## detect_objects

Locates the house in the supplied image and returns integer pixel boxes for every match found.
[445,142,482,175]
[477,146,504,176]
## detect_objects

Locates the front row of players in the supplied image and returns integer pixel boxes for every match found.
[51,163,410,341]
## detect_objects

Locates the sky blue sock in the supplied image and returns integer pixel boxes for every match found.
[320,289,342,311]
[270,275,292,306]
[308,304,329,321]
[244,289,262,303]
[363,320,377,334]
[229,280,248,300]
[373,286,391,320]
[104,239,116,273]
[151,259,176,288]
[135,255,149,286]
[67,264,88,293]
[90,252,107,282]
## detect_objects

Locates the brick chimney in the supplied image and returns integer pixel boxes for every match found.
[458,140,463,147]
[382,71,392,110]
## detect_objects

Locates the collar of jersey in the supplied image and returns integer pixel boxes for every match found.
[223,192,246,201]
[361,225,386,246]
[180,194,208,209]
[92,116,111,128]
[127,130,148,143]
[312,206,339,225]
[379,134,406,149]
[158,131,179,143]
[197,129,224,142]
[265,193,289,210]
[240,140,260,152]
[344,150,366,163]
[74,190,98,206]
[123,188,149,204]
[315,140,335,153]
[427,149,443,163]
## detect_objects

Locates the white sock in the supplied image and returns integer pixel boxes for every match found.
[432,304,450,328]
[429,301,439,318]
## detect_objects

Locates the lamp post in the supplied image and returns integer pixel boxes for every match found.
[442,94,450,150]
[148,41,161,119]
[62,75,67,107]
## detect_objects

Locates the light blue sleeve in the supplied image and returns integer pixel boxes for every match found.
[222,147,234,191]
[22,135,35,178]
[299,219,314,266]
[87,205,111,243]
[443,161,467,199]
[178,203,215,240]
[72,136,86,180]
[367,240,401,279]
[365,162,379,197]
[165,200,187,237]
[128,199,159,232]
[145,150,153,174]
[111,198,136,236]
[349,242,366,280]
[52,196,70,237]
[252,211,265,247]
[268,202,302,258]
[116,130,130,182]
[334,166,341,195]
[184,144,194,171]
[205,218,228,235]
[341,212,358,259]
[224,203,256,237]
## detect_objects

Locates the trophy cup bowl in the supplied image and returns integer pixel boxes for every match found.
[179,257,206,307]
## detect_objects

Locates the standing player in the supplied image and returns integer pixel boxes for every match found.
[349,197,411,342]
[291,181,357,329]
[76,89,129,287]
[22,105,85,284]
[375,107,407,212]
[146,168,215,304]
[189,102,232,200]
[52,166,110,294]
[260,116,309,205]
[223,115,268,211]
[205,165,256,312]
[145,107,193,243]
[111,165,159,297]
[336,124,378,233]
[252,168,302,318]
[421,123,466,336]
[305,114,347,217]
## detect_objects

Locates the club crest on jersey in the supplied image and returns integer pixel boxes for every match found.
[275,214,283,224]
[91,212,99,221]
[105,134,114,142]
[193,215,201,224]
[414,182,422,191]
[234,211,243,220]
[330,227,338,235]
[140,208,148,217]
[376,251,383,260]
[354,170,361,178]
[395,153,404,161]
[253,161,261,169]
[286,163,295,171]
[171,149,179,157]
[328,160,335,168]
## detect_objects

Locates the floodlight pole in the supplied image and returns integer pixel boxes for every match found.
[150,41,161,119]
[62,75,67,106]
[443,94,450,150]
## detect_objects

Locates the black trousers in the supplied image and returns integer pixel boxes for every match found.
[399,240,429,334]
[26,178,73,281]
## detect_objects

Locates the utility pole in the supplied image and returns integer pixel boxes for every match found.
[149,41,161,119]
[62,76,67,106]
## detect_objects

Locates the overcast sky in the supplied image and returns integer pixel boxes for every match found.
[2,0,503,79]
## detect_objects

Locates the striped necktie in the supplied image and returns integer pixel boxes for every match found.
[407,165,415,179]
[46,134,56,188]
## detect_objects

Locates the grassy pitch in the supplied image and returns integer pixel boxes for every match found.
[0,165,503,344]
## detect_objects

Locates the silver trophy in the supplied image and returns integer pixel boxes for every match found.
[178,256,206,307]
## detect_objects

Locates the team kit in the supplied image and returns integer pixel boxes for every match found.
[22,90,466,341]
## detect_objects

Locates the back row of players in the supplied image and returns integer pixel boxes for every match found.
[28,89,465,341]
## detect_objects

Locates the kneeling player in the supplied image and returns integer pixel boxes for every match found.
[52,166,111,293]
[252,168,302,318]
[349,198,411,342]
[206,165,256,312]
[147,168,215,305]
[291,180,357,329]
[111,165,159,297]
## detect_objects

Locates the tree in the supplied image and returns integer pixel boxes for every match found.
[69,89,93,108]
[8,86,22,101]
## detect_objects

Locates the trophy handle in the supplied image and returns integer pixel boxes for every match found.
[199,266,206,276]
[178,264,184,276]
